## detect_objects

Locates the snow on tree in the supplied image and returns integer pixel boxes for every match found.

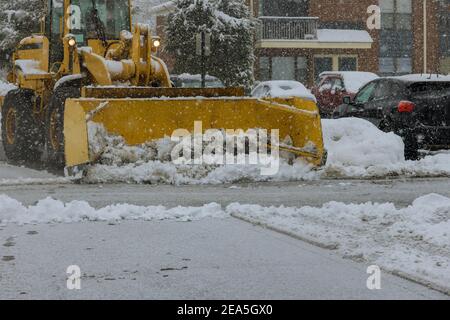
[133,0,167,26]
[165,0,255,89]
[0,0,45,67]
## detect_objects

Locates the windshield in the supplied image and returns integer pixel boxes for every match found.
[69,0,131,44]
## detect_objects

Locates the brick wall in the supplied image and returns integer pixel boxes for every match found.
[412,0,442,74]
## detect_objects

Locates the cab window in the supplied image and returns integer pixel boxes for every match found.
[70,0,131,44]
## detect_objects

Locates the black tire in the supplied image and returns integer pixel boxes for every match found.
[378,118,394,133]
[379,118,419,160]
[1,89,44,163]
[403,131,419,161]
[45,86,81,168]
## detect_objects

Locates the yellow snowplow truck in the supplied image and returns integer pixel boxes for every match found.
[0,0,325,171]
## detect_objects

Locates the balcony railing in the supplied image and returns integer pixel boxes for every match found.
[257,16,319,41]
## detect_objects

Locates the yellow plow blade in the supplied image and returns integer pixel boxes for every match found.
[64,96,325,168]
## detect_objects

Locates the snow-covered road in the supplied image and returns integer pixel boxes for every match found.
[0,217,447,300]
[0,178,450,298]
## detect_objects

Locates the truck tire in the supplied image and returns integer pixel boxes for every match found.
[1,89,44,163]
[403,132,419,161]
[45,86,81,168]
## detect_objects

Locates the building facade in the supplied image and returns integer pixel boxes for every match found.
[154,0,450,86]
[253,0,450,86]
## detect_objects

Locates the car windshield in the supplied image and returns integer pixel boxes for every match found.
[69,0,131,44]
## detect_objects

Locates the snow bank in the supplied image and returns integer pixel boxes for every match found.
[83,118,450,184]
[322,118,450,179]
[0,195,226,225]
[1,193,448,293]
[229,193,450,294]
[322,118,405,167]
[85,122,317,184]
[0,80,16,96]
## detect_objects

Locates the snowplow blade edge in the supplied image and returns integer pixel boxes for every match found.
[64,97,325,168]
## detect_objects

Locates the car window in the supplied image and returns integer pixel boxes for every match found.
[354,82,377,104]
[319,78,333,92]
[372,81,388,101]
[373,81,404,100]
[263,85,271,96]
[315,76,326,86]
[331,78,345,91]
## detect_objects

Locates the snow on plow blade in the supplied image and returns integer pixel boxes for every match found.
[64,95,325,168]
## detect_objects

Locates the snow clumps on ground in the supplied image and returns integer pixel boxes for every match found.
[0,193,449,293]
[83,118,450,184]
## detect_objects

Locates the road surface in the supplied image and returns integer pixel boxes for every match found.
[0,217,447,299]
[1,174,450,299]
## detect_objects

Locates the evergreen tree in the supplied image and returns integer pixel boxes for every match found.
[165,0,255,88]
[0,0,45,66]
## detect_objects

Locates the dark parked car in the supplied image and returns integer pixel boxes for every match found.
[334,74,450,160]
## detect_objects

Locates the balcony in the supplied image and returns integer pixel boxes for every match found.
[257,16,319,41]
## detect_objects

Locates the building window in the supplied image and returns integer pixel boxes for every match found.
[314,55,358,80]
[339,57,357,71]
[379,0,413,75]
[257,55,309,84]
[314,57,333,80]
[259,0,309,17]
[296,57,308,84]
[272,56,296,80]
[259,56,271,81]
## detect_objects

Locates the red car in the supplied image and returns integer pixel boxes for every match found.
[311,72,379,117]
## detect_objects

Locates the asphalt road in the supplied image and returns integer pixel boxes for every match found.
[0,177,450,299]
[1,177,450,208]
[0,218,447,300]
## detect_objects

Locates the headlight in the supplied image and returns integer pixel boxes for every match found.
[153,40,161,48]
[68,38,76,47]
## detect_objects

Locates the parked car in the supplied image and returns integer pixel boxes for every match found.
[251,81,317,102]
[334,74,450,160]
[312,71,379,117]
[171,74,224,88]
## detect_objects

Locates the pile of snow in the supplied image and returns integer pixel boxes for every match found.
[83,118,450,184]
[0,195,226,225]
[1,193,448,293]
[229,193,450,294]
[85,122,317,184]
[0,80,16,96]
[0,162,71,186]
[322,118,450,178]
[319,71,379,93]
[322,118,404,167]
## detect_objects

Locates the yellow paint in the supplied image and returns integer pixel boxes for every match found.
[64,97,325,168]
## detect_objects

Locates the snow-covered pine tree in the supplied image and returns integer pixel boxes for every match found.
[0,0,45,67]
[165,0,255,89]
